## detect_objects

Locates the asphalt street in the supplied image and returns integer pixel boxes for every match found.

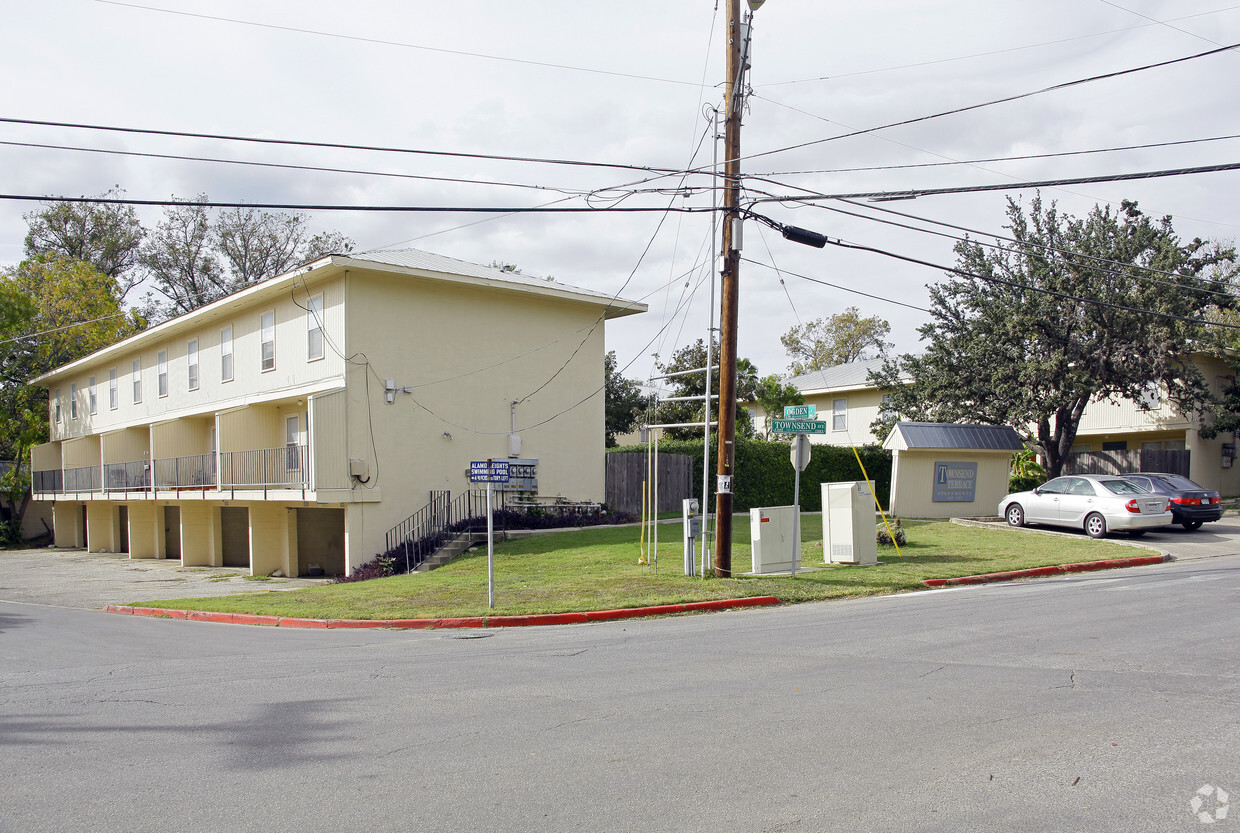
[2,545,1237,832]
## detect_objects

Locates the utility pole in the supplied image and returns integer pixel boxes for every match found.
[714,0,750,577]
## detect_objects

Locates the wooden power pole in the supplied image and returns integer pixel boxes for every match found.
[714,0,745,577]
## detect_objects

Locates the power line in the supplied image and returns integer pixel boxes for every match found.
[0,117,686,176]
[740,257,931,313]
[742,41,1240,164]
[1095,0,1225,47]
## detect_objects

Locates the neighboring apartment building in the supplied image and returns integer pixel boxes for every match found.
[767,355,1240,494]
[30,248,646,575]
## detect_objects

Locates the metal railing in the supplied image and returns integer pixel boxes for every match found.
[219,445,309,489]
[384,489,508,573]
[63,465,101,493]
[33,469,62,495]
[154,453,216,490]
[104,460,151,492]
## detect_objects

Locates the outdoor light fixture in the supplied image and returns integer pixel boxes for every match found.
[780,224,828,248]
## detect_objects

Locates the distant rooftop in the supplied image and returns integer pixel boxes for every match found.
[885,421,1025,451]
[787,358,886,393]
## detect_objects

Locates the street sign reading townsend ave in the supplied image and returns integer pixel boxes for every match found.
[772,419,827,435]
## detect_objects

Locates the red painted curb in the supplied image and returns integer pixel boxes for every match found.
[103,596,782,629]
[922,554,1170,587]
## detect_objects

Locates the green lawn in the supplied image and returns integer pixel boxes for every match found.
[133,517,1147,619]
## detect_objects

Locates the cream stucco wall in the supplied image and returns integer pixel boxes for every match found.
[889,450,1014,519]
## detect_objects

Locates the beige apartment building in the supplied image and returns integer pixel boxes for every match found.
[30,249,645,575]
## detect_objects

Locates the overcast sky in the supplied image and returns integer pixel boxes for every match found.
[5,0,1240,387]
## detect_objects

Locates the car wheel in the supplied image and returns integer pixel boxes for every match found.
[1181,520,1204,531]
[1085,512,1108,539]
[1128,530,1147,538]
[1005,503,1024,527]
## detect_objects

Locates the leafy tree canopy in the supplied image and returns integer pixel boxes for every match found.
[604,351,650,447]
[23,187,146,300]
[869,195,1239,479]
[753,375,805,439]
[781,305,892,375]
[653,338,758,441]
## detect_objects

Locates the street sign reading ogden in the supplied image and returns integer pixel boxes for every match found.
[783,404,816,420]
[772,418,827,434]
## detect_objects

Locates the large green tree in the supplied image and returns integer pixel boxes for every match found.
[0,258,142,538]
[870,196,1238,479]
[23,187,146,300]
[604,351,650,447]
[653,338,758,441]
[780,306,892,375]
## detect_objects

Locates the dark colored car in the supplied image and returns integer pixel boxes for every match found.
[1122,473,1223,530]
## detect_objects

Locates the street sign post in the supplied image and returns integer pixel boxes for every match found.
[772,418,827,434]
[783,404,816,420]
[788,434,812,578]
[470,460,510,608]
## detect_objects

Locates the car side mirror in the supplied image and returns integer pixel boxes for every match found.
[1032,486,1041,495]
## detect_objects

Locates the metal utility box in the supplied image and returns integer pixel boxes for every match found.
[682,499,701,576]
[750,505,800,574]
[822,481,878,566]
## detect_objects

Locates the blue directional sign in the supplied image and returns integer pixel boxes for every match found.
[470,460,510,483]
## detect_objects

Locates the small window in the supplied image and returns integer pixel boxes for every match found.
[158,350,168,398]
[132,358,142,404]
[187,338,199,391]
[832,398,846,431]
[220,326,233,382]
[1138,381,1160,410]
[70,382,78,419]
[261,311,275,371]
[88,376,97,415]
[307,295,324,361]
[285,414,301,470]
[55,389,62,423]
[108,368,118,410]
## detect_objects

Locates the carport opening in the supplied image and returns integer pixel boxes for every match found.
[221,506,250,569]
[296,508,345,577]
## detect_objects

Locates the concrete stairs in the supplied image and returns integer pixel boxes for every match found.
[415,531,485,572]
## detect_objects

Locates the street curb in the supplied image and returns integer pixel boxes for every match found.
[102,595,782,629]
[921,554,1171,587]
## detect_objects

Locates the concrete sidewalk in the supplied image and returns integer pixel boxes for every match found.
[0,548,327,609]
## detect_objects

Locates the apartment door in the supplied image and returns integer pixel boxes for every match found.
[117,506,129,553]
[164,506,181,560]
[220,507,250,569]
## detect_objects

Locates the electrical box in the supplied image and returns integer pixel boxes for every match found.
[682,499,701,576]
[822,481,878,566]
[750,505,800,574]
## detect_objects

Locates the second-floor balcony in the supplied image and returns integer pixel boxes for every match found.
[104,460,151,492]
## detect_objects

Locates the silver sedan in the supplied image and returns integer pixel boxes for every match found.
[999,474,1171,539]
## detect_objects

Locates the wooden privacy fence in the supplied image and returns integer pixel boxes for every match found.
[606,453,693,514]
[1063,448,1190,477]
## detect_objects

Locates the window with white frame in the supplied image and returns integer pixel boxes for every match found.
[158,350,168,398]
[70,382,78,419]
[108,369,118,410]
[307,295,324,361]
[285,414,301,470]
[220,325,233,382]
[187,338,199,391]
[832,398,847,431]
[132,358,142,403]
[55,389,61,423]
[88,376,97,415]
[260,311,275,371]
[1137,380,1161,410]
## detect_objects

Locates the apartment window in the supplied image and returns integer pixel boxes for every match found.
[1138,381,1161,410]
[158,350,168,398]
[108,369,118,410]
[132,358,142,403]
[832,398,847,431]
[220,326,234,382]
[307,295,324,361]
[70,382,78,419]
[88,376,97,415]
[187,338,199,391]
[55,389,61,424]
[260,311,275,371]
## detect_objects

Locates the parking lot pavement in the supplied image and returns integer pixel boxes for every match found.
[0,548,329,609]
[961,513,1240,562]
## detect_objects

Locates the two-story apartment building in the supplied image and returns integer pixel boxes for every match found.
[748,359,891,446]
[30,248,645,575]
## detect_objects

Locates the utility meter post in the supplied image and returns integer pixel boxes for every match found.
[683,499,701,576]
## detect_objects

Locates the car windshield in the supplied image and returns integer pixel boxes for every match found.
[1100,479,1146,495]
[1155,474,1201,491]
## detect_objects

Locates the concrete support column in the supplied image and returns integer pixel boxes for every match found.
[52,502,80,548]
[126,502,157,559]
[86,503,112,553]
[344,503,366,575]
[179,503,213,566]
[285,508,299,578]
[249,502,288,577]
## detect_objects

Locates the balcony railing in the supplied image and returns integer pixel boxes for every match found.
[154,453,216,490]
[219,445,309,489]
[63,465,101,493]
[104,460,151,492]
[33,469,63,495]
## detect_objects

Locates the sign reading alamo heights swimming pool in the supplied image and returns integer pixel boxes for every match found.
[932,461,978,502]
